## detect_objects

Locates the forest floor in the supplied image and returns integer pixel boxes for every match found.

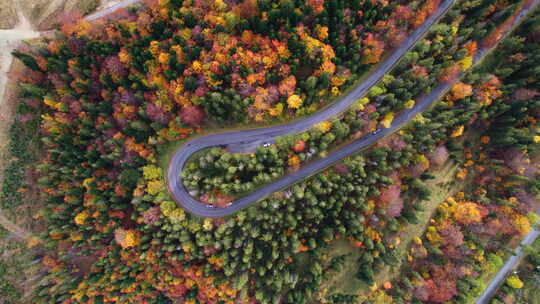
[316,159,461,300]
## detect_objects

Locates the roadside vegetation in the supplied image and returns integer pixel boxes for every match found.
[0,68,43,212]
[490,238,540,304]
[3,0,539,303]
[181,0,520,201]
[366,10,540,303]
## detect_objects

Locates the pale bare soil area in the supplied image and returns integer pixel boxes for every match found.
[20,0,123,30]
[1,0,122,30]
[0,6,39,114]
[0,0,18,29]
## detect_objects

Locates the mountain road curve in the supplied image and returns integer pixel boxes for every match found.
[167,0,539,218]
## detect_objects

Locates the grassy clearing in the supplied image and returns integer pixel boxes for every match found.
[321,238,369,295]
[520,288,540,304]
[0,60,43,231]
[0,232,27,303]
[0,60,43,303]
[371,161,460,284]
[0,224,43,304]
[317,160,461,300]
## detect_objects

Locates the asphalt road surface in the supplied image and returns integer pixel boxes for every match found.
[475,226,540,304]
[168,0,538,218]
[167,0,456,217]
[82,0,540,301]
[86,0,142,21]
[474,4,540,303]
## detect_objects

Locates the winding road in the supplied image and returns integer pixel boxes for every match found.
[168,0,539,218]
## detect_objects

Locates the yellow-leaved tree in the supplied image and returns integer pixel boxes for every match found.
[287,94,303,109]
[381,112,395,128]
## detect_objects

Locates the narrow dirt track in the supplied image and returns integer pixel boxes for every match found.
[0,6,39,113]
[0,212,33,241]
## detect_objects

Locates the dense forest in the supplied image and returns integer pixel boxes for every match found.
[378,9,540,303]
[181,0,524,200]
[2,0,539,303]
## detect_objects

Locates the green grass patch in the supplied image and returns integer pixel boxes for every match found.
[0,230,31,304]
[317,160,461,301]
[0,91,42,220]
[0,259,21,303]
[512,279,540,303]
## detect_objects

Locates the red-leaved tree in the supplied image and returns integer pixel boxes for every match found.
[180,105,205,126]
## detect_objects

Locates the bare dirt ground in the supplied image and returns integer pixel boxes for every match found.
[0,7,40,113]
[20,0,126,30]
[0,0,122,30]
[0,0,18,29]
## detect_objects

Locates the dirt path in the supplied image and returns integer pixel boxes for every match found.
[0,0,141,241]
[0,0,136,111]
[0,211,33,241]
[0,5,39,114]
